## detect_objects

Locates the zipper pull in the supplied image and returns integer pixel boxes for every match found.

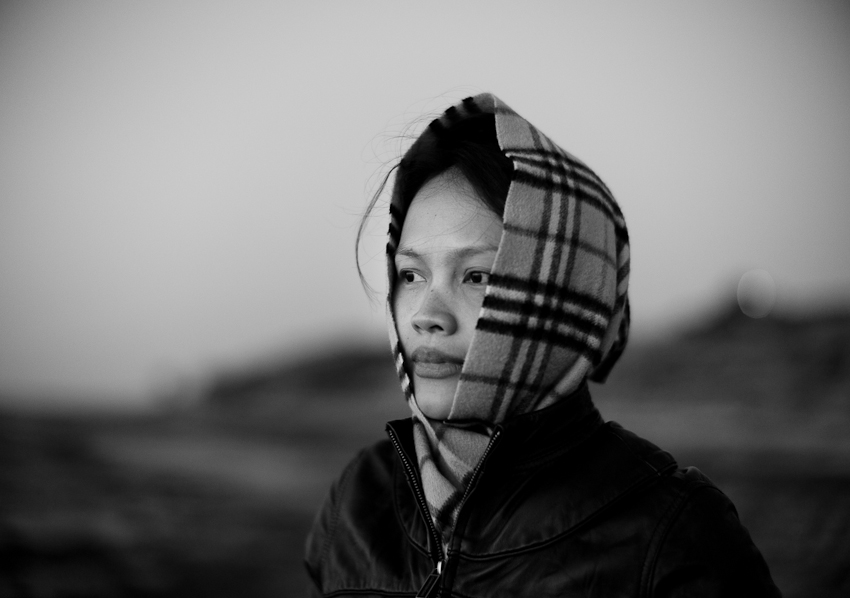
[416,560,443,598]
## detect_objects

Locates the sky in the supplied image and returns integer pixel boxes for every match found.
[1,1,849,408]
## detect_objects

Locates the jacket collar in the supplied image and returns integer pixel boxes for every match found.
[386,385,679,557]
[386,382,603,473]
[489,382,602,470]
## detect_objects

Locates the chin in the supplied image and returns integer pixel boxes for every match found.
[413,377,456,420]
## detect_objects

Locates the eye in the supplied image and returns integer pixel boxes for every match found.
[464,271,490,285]
[399,270,424,284]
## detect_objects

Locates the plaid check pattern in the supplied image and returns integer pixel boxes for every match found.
[386,94,630,549]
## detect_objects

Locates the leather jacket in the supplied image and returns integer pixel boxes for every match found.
[304,386,781,597]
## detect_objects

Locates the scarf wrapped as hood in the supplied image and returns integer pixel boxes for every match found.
[386,93,630,549]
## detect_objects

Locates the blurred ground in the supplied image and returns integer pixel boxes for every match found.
[1,306,849,597]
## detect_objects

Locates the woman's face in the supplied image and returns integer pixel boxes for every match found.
[393,170,504,420]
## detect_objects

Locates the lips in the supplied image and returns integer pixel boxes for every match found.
[410,347,464,379]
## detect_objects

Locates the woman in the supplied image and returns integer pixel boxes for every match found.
[305,94,780,597]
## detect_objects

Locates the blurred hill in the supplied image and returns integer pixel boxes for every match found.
[199,305,850,458]
[617,303,850,409]
[203,304,850,413]
[594,304,850,458]
[1,306,849,596]
[207,345,396,404]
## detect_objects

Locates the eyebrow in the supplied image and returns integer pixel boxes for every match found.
[394,244,499,261]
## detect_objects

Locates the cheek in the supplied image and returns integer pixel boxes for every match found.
[459,305,480,335]
[392,286,412,337]
[460,289,487,326]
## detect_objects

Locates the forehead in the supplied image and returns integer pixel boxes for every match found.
[398,172,503,254]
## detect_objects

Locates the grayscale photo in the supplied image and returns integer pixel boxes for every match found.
[1,2,848,597]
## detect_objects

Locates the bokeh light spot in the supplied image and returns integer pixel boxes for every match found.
[737,269,776,318]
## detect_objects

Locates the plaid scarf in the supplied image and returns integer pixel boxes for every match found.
[386,93,630,550]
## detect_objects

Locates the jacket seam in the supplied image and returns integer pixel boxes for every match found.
[320,448,366,577]
[450,425,673,560]
[325,589,415,597]
[305,560,323,596]
[453,427,675,560]
[638,480,717,598]
[392,455,431,558]
[457,468,664,560]
[606,426,670,476]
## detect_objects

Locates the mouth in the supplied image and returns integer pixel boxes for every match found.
[410,347,464,379]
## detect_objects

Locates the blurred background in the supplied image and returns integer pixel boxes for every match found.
[1,1,848,596]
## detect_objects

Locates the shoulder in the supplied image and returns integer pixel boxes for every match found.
[595,421,680,476]
[580,425,781,596]
[305,439,422,595]
[305,438,397,556]
[334,438,398,489]
[595,426,780,595]
[460,421,679,555]
[641,466,781,597]
[336,439,399,511]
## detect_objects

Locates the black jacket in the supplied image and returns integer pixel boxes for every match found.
[305,387,780,597]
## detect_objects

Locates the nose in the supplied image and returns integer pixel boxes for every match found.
[411,287,458,335]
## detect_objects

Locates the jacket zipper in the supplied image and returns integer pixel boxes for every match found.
[455,428,502,517]
[386,427,446,595]
[388,425,503,598]
[415,560,442,598]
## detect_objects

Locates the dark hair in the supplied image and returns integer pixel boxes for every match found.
[355,112,514,291]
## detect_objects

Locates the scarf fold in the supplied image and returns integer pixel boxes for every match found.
[386,93,630,550]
